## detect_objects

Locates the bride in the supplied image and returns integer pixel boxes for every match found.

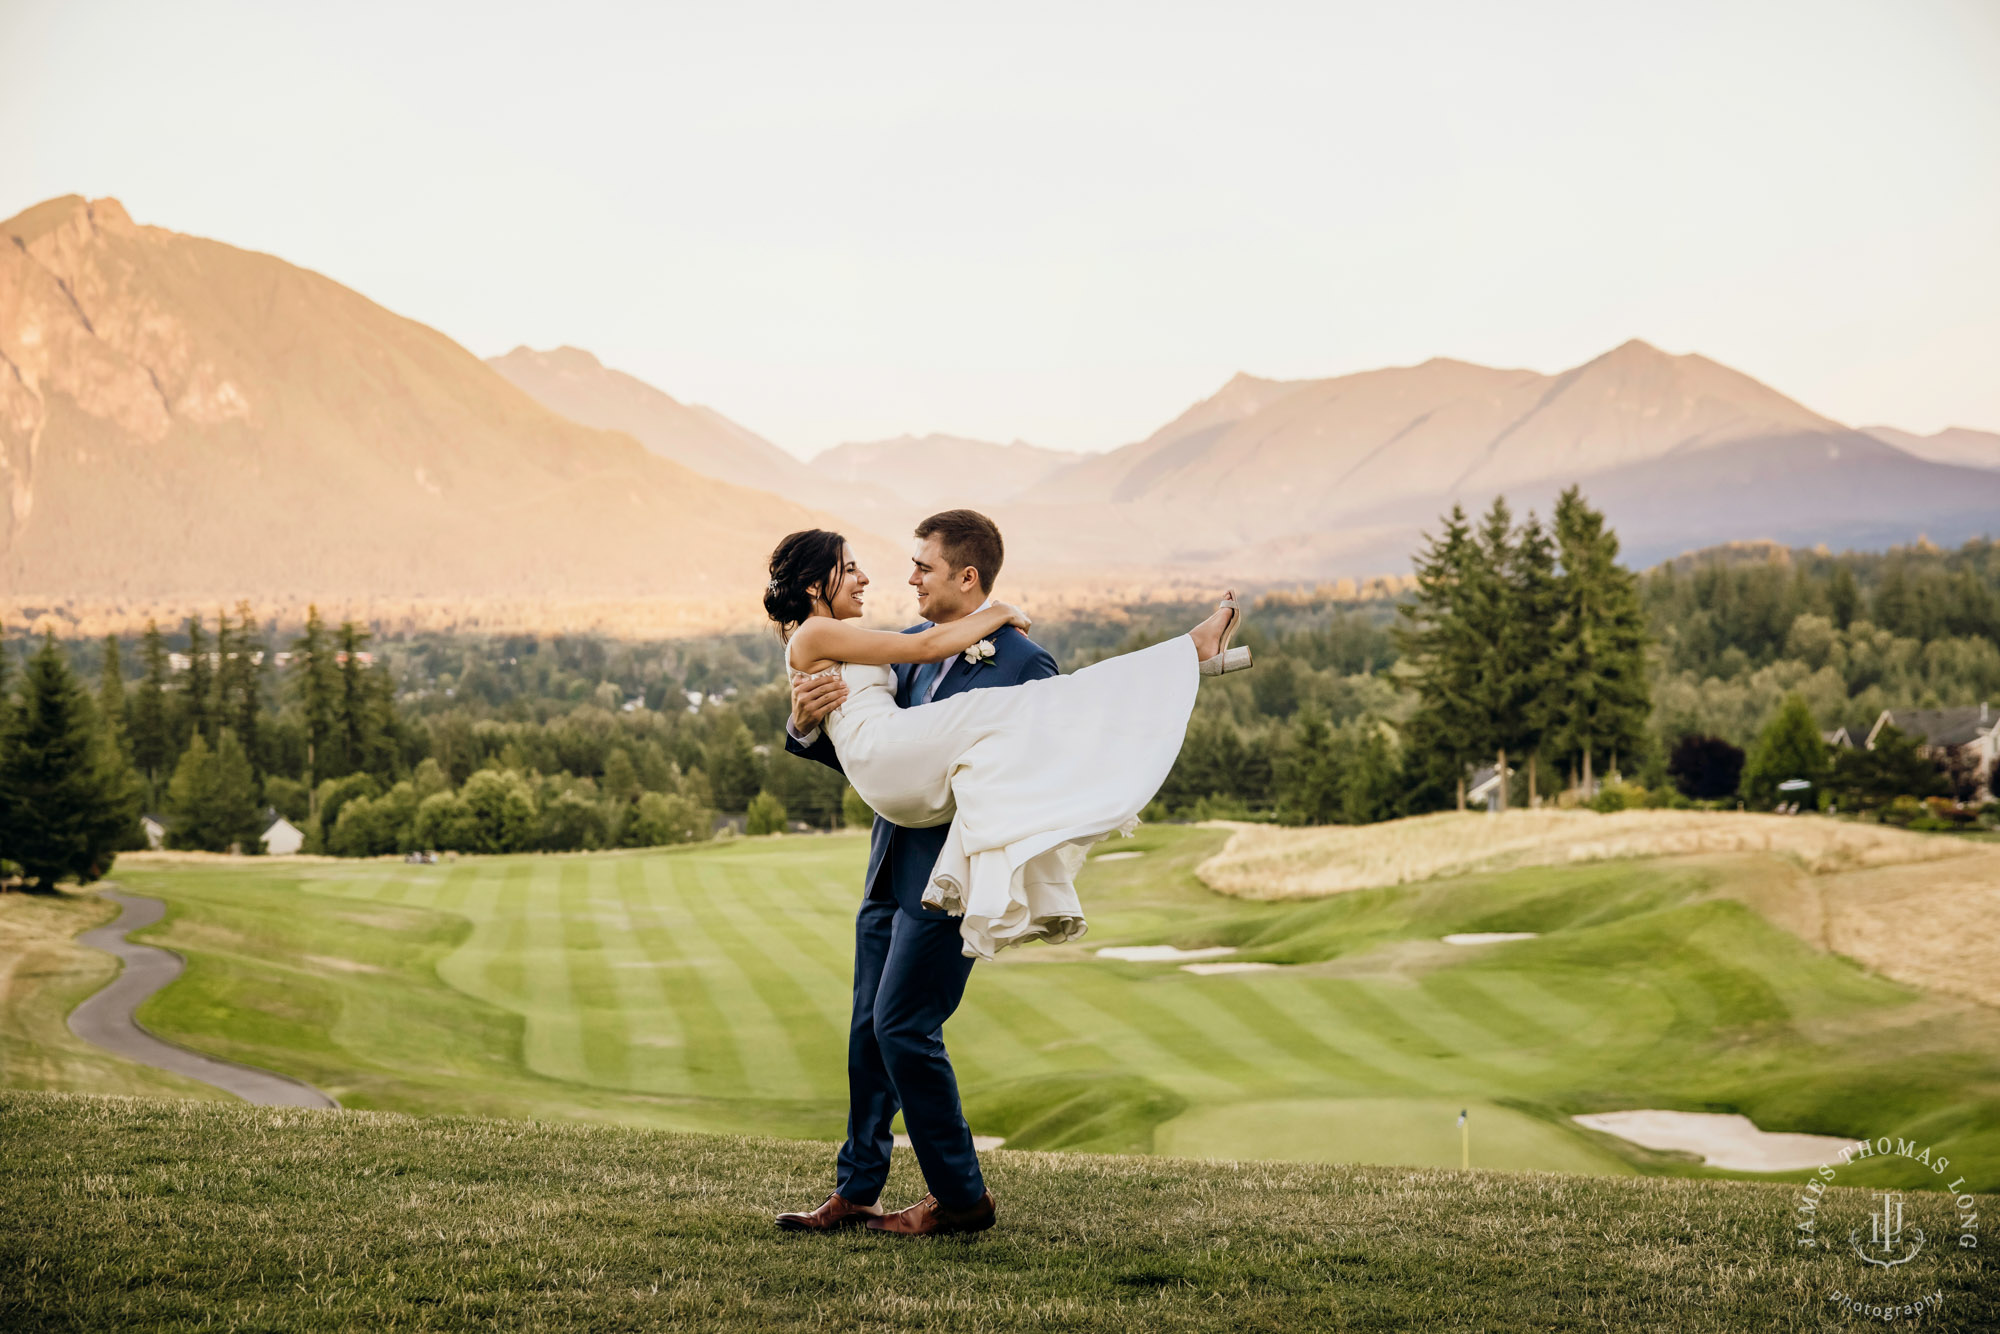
[768,528,1250,960]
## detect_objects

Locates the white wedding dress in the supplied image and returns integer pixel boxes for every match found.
[792,634,1200,960]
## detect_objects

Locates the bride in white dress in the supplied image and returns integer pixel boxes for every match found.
[770,528,1250,961]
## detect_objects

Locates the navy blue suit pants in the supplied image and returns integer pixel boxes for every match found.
[834,896,983,1210]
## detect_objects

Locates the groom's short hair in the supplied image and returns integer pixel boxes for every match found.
[915,509,1004,594]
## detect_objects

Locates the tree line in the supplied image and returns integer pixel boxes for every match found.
[5,508,1995,886]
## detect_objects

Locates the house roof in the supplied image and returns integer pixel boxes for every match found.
[1867,706,1996,749]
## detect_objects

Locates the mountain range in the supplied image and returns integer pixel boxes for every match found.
[2,193,1994,633]
[985,341,2000,574]
[0,196,886,634]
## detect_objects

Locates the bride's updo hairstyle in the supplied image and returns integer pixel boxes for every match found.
[765,528,848,636]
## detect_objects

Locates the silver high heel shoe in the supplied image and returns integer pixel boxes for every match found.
[1197,595,1253,675]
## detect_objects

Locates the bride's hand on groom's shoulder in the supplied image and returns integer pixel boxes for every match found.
[997,602,1031,632]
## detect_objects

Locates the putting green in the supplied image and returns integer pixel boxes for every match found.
[1156,1097,1633,1174]
[31,825,1999,1188]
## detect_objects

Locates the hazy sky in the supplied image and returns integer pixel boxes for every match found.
[5,0,1997,457]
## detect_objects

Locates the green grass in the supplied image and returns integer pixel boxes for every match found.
[0,889,222,1102]
[22,827,2000,1190]
[4,1091,1993,1333]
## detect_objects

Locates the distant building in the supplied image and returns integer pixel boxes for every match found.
[260,815,305,856]
[1866,704,1997,803]
[1466,764,1514,813]
[140,813,169,850]
[1823,727,1854,749]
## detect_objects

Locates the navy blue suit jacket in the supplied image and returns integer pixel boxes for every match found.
[785,622,1058,917]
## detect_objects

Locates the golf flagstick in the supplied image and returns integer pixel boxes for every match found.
[1459,1108,1468,1169]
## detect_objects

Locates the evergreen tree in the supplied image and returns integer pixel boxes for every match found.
[1464,498,1521,810]
[1741,693,1832,809]
[1547,487,1651,794]
[1274,711,1345,825]
[128,621,173,805]
[1507,512,1562,805]
[182,615,214,748]
[164,729,262,852]
[97,635,128,761]
[1828,725,1945,809]
[221,600,266,777]
[0,635,140,889]
[1395,505,1482,810]
[336,621,377,780]
[292,607,339,808]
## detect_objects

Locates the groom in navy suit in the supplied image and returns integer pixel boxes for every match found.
[774,509,1055,1237]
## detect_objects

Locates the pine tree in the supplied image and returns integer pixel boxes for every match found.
[0,635,140,889]
[293,607,339,810]
[97,635,128,761]
[219,600,266,778]
[1548,487,1651,795]
[336,621,374,780]
[182,615,214,748]
[1465,498,1520,810]
[1395,505,1481,810]
[164,729,262,852]
[128,621,173,805]
[1507,512,1562,806]
[1741,694,1832,810]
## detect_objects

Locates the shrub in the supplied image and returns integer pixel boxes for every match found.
[413,791,480,852]
[1588,780,1646,813]
[746,790,787,836]
[624,792,712,847]
[538,791,610,852]
[460,770,538,853]
[842,786,873,829]
[1740,694,1831,809]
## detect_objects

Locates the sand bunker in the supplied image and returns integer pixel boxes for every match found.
[1095,945,1237,963]
[1196,809,1976,900]
[1181,961,1280,976]
[1571,1110,1860,1172]
[1441,932,1540,946]
[1091,851,1146,862]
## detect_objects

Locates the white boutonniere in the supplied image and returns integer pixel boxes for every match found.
[963,639,997,668]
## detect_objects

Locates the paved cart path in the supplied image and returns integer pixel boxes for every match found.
[68,889,337,1109]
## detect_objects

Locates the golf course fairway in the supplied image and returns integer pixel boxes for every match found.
[20,824,2000,1191]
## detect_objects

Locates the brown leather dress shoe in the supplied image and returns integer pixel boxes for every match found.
[865,1190,996,1237]
[774,1192,884,1231]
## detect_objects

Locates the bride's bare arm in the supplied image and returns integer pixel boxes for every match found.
[791,603,1026,668]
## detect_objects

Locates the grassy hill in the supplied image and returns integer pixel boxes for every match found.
[9,827,1987,1190]
[3,1091,1992,1332]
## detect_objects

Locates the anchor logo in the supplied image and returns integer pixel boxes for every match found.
[1849,1192,1925,1268]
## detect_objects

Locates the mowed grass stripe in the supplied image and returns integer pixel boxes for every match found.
[967,966,1148,1077]
[1042,971,1276,1100]
[1282,982,1467,1094]
[682,861,842,1100]
[762,867,859,988]
[516,860,590,1085]
[1187,974,1423,1097]
[590,858,690,1094]
[559,860,634,1092]
[650,856,814,1100]
[622,857,749,1097]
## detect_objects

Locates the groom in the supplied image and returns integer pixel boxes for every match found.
[774,508,1056,1237]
